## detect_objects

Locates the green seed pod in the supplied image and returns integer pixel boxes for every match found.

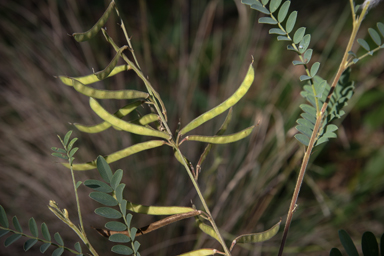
[72,80,148,100]
[72,0,115,42]
[185,126,254,144]
[58,65,131,86]
[89,98,169,139]
[179,63,254,135]
[66,140,166,171]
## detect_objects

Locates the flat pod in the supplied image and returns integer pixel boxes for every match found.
[72,0,115,42]
[94,46,128,80]
[126,201,195,215]
[66,140,166,171]
[179,63,254,135]
[230,220,281,251]
[72,80,148,100]
[75,101,143,133]
[186,126,254,144]
[178,249,217,256]
[89,98,169,139]
[58,65,130,86]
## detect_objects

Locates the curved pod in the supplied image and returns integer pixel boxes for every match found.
[179,63,254,135]
[66,140,166,171]
[186,126,254,144]
[72,0,115,42]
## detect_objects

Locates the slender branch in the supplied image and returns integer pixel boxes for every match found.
[277,4,370,256]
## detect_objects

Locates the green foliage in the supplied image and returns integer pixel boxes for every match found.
[330,230,384,256]
[85,156,140,255]
[0,205,82,255]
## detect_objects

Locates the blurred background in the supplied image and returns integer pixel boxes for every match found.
[0,0,383,255]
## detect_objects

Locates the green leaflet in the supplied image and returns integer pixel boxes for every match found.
[111,245,133,255]
[72,0,115,42]
[58,65,131,86]
[66,140,166,171]
[24,239,38,251]
[74,100,143,133]
[339,230,359,256]
[29,218,38,237]
[278,1,290,23]
[177,249,217,256]
[179,63,254,135]
[71,79,148,100]
[95,207,122,219]
[95,46,128,80]
[109,234,131,243]
[105,221,127,231]
[286,11,297,33]
[229,220,281,251]
[269,0,282,13]
[185,126,254,144]
[89,98,169,139]
[12,216,22,232]
[89,192,118,206]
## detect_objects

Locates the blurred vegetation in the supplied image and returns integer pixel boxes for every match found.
[0,0,383,255]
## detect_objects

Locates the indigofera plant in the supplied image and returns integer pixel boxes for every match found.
[1,0,383,255]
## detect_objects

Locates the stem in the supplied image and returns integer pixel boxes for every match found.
[277,4,370,256]
[174,147,232,256]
